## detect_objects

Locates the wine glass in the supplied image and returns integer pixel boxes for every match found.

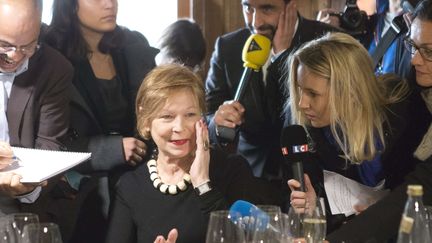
[256,205,282,215]
[285,207,304,243]
[425,206,432,239]
[206,210,245,243]
[0,217,17,243]
[21,223,63,243]
[303,197,326,243]
[6,213,39,240]
[250,210,285,243]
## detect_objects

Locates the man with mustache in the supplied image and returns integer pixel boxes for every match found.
[205,0,336,181]
[0,0,72,215]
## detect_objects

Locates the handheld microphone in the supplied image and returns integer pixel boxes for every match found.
[229,200,278,232]
[280,125,310,192]
[217,34,271,142]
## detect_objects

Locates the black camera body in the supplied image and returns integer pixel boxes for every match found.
[330,0,369,37]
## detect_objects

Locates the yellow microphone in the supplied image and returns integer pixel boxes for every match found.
[234,34,271,101]
[242,34,272,71]
[218,34,271,142]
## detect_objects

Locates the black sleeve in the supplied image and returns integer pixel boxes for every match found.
[106,181,136,243]
[205,36,233,147]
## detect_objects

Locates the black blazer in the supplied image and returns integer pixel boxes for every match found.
[205,15,337,176]
[67,29,158,172]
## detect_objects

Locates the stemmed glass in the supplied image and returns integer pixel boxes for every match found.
[250,210,284,243]
[303,197,326,243]
[205,210,245,243]
[0,217,17,243]
[7,213,39,241]
[21,223,63,243]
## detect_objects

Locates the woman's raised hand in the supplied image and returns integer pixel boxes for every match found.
[189,119,210,187]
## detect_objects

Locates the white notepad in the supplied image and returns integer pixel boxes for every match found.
[0,147,91,183]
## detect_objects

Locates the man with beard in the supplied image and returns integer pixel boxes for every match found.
[205,0,336,180]
[0,0,72,215]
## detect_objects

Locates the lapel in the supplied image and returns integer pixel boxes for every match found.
[6,52,42,144]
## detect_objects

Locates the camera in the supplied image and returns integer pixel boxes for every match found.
[330,0,369,37]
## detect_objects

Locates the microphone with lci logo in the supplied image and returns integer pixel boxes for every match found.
[280,125,310,192]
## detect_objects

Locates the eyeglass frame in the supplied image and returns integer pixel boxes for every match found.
[403,36,432,62]
[0,40,41,56]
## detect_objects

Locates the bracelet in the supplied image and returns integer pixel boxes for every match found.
[194,180,212,196]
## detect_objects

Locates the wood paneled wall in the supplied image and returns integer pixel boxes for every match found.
[182,0,348,74]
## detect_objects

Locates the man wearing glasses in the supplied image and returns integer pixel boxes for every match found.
[0,0,73,215]
[324,0,432,242]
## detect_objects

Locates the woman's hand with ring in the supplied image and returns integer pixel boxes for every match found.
[189,119,210,187]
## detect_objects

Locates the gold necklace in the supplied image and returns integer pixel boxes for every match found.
[147,159,192,195]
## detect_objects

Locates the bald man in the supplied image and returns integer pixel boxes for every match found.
[0,0,73,215]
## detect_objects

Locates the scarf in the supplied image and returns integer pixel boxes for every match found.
[414,88,432,161]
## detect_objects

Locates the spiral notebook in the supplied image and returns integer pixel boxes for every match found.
[0,147,91,183]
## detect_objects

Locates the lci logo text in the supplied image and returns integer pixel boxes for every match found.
[281,144,308,155]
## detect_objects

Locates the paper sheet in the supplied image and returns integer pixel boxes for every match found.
[0,147,91,183]
[323,170,389,217]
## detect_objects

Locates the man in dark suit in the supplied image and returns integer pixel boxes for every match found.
[0,0,73,215]
[206,0,336,178]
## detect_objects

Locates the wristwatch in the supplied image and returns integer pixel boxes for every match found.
[194,181,212,196]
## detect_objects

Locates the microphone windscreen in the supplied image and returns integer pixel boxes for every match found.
[229,200,269,231]
[242,34,271,71]
[280,125,309,163]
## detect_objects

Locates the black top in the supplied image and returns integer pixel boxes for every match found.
[95,76,128,135]
[106,148,283,243]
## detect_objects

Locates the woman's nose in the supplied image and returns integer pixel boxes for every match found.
[298,94,310,109]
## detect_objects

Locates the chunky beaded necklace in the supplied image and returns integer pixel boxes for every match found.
[147,159,192,195]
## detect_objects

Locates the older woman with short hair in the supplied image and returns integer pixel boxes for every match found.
[106,64,282,243]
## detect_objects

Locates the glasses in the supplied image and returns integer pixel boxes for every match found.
[404,37,432,62]
[0,42,40,55]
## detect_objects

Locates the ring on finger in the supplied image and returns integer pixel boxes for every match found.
[203,140,209,151]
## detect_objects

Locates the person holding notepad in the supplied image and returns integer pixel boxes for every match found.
[0,0,72,216]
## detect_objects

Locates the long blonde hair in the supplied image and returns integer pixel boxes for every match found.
[288,32,407,163]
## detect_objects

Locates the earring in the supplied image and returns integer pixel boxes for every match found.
[150,140,158,160]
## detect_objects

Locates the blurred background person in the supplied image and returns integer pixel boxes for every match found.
[42,0,158,242]
[286,32,412,233]
[155,19,206,75]
[317,0,418,75]
[106,64,282,243]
